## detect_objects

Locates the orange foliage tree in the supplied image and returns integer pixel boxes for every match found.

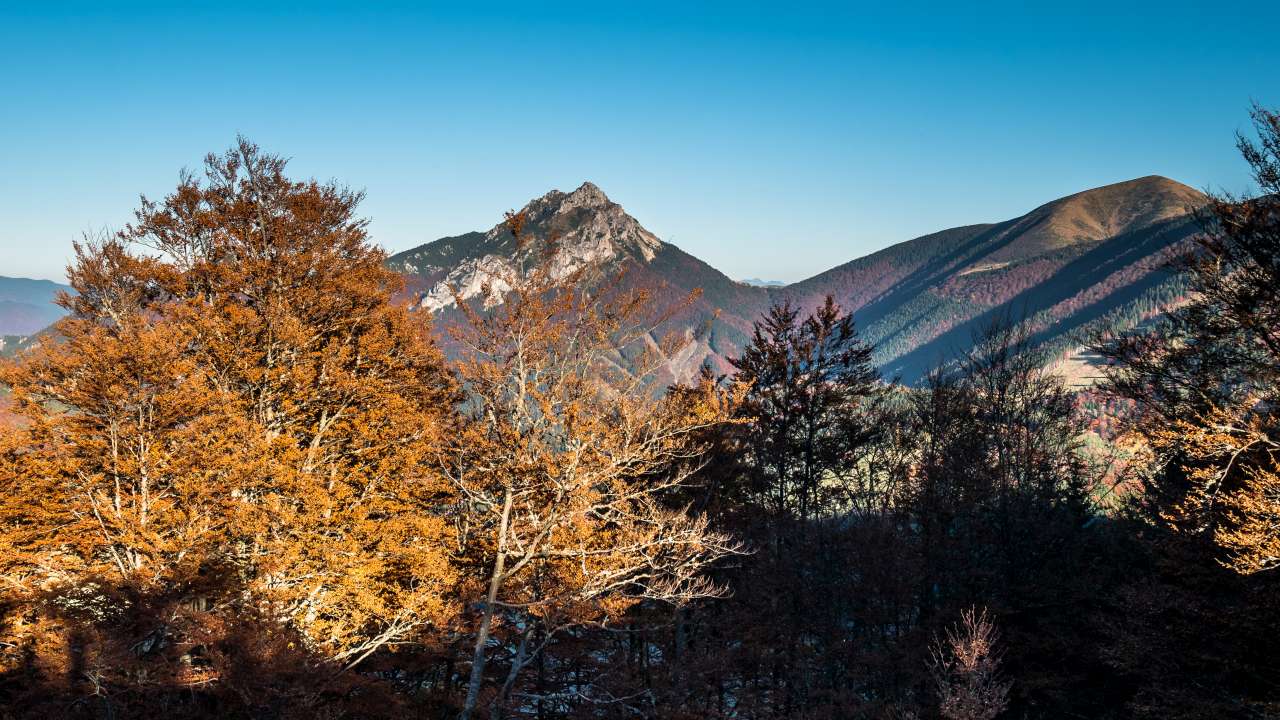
[0,140,461,712]
[1103,106,1280,576]
[930,608,1011,720]
[1096,106,1280,718]
[444,214,743,719]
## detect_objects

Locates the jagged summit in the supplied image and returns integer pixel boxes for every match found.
[387,182,770,383]
[527,181,613,214]
[510,181,660,261]
[388,182,662,312]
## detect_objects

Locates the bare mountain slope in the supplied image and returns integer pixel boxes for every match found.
[776,176,1206,380]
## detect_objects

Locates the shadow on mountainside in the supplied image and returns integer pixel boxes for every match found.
[884,214,1200,383]
[849,218,1029,328]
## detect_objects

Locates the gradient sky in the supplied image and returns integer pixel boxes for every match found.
[2,2,1278,283]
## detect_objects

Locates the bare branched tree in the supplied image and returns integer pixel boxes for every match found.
[930,608,1011,720]
[445,213,744,720]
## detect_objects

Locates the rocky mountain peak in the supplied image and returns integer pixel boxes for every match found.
[563,181,611,209]
[521,182,613,221]
[392,182,664,312]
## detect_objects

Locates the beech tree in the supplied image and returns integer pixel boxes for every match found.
[1097,106,1280,718]
[0,140,461,714]
[444,214,742,720]
[1099,107,1280,575]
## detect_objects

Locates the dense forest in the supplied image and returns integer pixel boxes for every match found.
[0,108,1278,719]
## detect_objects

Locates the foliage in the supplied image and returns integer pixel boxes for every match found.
[1,108,1277,719]
[1096,105,1280,717]
[930,608,1010,720]
[442,213,744,719]
[0,140,462,715]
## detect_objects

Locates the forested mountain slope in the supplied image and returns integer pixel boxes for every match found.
[778,176,1206,380]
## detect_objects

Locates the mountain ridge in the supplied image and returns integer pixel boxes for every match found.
[386,176,1207,383]
[0,178,1204,384]
[0,276,71,336]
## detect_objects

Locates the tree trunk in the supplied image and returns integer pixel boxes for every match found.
[460,487,514,720]
[490,623,533,720]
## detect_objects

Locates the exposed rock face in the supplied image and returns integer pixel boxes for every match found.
[0,332,44,358]
[388,182,771,385]
[396,182,663,312]
[417,255,514,312]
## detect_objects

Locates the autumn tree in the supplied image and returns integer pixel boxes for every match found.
[443,213,742,720]
[1103,106,1280,574]
[0,140,461,715]
[1096,106,1280,718]
[929,608,1010,720]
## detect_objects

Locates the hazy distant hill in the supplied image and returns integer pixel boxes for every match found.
[390,177,1204,384]
[0,277,70,336]
[740,278,787,288]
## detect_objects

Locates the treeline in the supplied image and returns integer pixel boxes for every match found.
[1,108,1279,719]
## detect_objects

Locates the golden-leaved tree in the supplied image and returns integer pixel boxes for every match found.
[0,140,461,713]
[445,214,743,720]
[1097,106,1280,718]
[1103,106,1280,576]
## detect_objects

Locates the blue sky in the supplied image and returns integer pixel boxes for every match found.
[2,2,1277,283]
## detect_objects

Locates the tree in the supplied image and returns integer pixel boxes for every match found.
[903,319,1095,612]
[0,140,461,715]
[661,297,891,719]
[930,608,1010,720]
[1096,106,1280,718]
[727,296,884,524]
[444,213,742,720]
[1101,106,1280,567]
[896,319,1104,716]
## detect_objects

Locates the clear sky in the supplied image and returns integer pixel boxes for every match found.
[2,2,1277,283]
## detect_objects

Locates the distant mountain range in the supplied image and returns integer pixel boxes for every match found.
[0,277,69,337]
[390,176,1205,384]
[740,278,787,288]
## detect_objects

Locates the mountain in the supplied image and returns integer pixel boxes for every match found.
[777,176,1206,380]
[0,277,70,336]
[390,176,1205,384]
[741,278,787,288]
[389,182,771,380]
